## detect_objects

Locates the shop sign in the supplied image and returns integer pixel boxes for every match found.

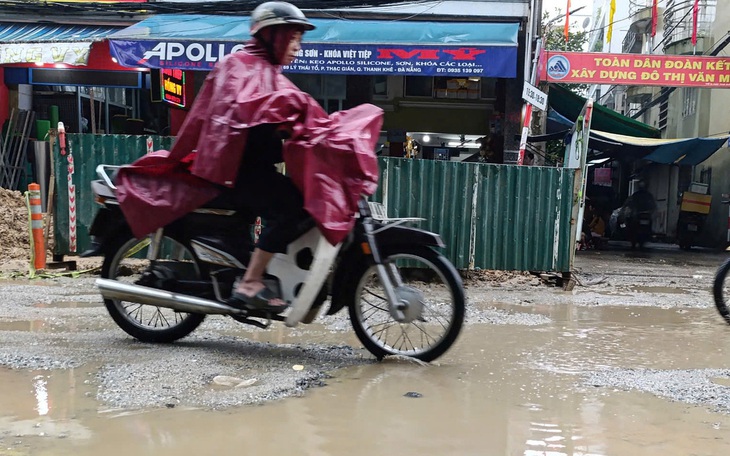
[521,81,547,111]
[285,44,517,78]
[161,68,186,107]
[0,42,91,65]
[110,40,518,77]
[110,40,245,69]
[541,51,730,88]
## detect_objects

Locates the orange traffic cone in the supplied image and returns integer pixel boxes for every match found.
[27,183,46,270]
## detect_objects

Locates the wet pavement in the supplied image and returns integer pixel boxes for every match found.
[2,242,730,455]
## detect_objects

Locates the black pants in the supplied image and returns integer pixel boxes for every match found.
[218,164,310,253]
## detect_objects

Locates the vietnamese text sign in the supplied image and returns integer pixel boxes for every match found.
[161,68,186,107]
[0,42,91,65]
[284,44,517,78]
[542,51,730,88]
[110,39,517,77]
[522,81,547,111]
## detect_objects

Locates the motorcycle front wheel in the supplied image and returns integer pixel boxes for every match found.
[101,234,207,343]
[713,258,730,325]
[344,246,465,362]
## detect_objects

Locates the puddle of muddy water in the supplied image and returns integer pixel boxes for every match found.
[0,320,50,332]
[3,305,730,455]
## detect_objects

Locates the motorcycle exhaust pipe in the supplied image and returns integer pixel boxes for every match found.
[96,278,239,315]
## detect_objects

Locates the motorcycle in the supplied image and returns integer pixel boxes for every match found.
[621,210,653,250]
[86,165,465,362]
[676,211,706,250]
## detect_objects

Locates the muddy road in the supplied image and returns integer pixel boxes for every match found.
[1,243,730,455]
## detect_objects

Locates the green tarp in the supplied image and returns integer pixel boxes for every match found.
[548,84,661,139]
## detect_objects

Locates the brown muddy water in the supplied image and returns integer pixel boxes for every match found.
[2,303,730,456]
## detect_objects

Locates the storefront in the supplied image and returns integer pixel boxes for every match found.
[107,13,526,162]
[0,22,163,136]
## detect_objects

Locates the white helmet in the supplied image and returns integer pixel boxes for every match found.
[250,2,315,36]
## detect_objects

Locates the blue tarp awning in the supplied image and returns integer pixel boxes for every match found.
[538,109,729,166]
[0,22,119,43]
[0,22,121,65]
[591,130,730,166]
[108,14,520,77]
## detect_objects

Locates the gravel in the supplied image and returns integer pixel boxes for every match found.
[585,368,730,414]
[0,244,724,411]
[0,273,546,410]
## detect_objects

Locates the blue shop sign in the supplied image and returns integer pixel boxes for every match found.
[109,40,516,77]
[108,15,520,77]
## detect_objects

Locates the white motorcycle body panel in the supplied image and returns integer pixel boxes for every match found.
[266,227,341,327]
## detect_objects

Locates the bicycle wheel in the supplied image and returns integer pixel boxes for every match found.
[713,258,730,325]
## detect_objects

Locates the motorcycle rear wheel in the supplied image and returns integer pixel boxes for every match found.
[713,258,730,325]
[101,234,207,343]
[345,246,465,362]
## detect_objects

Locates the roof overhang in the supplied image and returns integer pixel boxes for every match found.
[108,14,520,76]
[0,22,122,66]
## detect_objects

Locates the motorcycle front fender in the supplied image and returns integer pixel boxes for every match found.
[326,224,445,316]
[373,224,445,249]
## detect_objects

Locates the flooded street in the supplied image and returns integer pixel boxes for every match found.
[2,244,730,455]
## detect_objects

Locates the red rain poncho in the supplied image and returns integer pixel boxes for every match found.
[115,44,383,245]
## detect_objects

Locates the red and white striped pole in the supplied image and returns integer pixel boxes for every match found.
[58,122,76,253]
[27,183,46,270]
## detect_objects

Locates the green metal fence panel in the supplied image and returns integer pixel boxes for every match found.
[374,158,576,272]
[53,134,173,256]
[52,143,575,271]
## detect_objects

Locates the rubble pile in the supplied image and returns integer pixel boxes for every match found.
[0,187,31,262]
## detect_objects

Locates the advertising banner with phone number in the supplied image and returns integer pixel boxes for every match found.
[109,39,517,77]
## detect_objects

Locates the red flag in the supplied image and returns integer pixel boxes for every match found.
[692,0,700,46]
[564,0,571,42]
[651,0,658,37]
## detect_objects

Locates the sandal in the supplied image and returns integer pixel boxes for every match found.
[226,287,289,314]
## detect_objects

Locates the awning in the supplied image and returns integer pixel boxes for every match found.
[526,123,729,166]
[548,84,661,139]
[108,14,519,77]
[0,22,121,66]
[590,130,730,166]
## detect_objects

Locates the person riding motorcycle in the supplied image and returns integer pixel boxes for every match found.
[622,180,657,249]
[217,2,315,313]
[114,2,383,314]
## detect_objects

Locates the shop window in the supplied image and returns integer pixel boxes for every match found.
[480,78,497,99]
[287,73,346,113]
[373,75,388,97]
[405,76,496,99]
[404,76,433,97]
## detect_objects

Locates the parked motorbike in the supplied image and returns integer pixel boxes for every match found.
[86,165,465,362]
[676,189,712,250]
[676,211,706,250]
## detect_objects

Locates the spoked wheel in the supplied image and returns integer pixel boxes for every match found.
[713,258,730,325]
[101,234,207,342]
[346,246,465,362]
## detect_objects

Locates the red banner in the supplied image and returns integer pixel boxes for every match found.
[692,0,700,46]
[540,51,730,88]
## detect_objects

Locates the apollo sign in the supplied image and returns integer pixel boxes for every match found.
[141,41,245,66]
